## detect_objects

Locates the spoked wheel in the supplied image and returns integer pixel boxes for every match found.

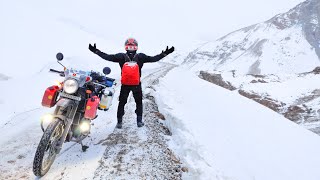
[33,119,63,177]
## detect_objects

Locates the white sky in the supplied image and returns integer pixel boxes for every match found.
[70,0,305,51]
[7,0,304,52]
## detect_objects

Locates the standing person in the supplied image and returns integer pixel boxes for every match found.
[88,38,174,128]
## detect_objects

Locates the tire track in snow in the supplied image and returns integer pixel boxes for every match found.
[2,107,41,127]
[93,64,184,179]
[0,108,47,180]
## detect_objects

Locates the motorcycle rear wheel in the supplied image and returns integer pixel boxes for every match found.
[33,119,63,177]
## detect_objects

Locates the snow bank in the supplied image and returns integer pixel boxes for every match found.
[154,67,320,180]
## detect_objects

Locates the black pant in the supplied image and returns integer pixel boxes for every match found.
[117,84,143,119]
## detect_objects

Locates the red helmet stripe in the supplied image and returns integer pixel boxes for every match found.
[125,38,138,51]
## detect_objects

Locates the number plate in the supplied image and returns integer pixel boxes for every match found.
[59,92,81,101]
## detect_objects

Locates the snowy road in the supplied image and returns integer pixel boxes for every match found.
[0,63,183,179]
[93,63,183,180]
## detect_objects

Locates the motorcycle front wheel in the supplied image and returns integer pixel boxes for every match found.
[33,118,63,177]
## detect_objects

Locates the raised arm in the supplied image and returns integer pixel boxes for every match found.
[89,43,122,62]
[143,46,175,63]
[141,53,165,63]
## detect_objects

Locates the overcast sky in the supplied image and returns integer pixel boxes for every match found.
[1,0,306,54]
[67,0,305,52]
[84,0,304,49]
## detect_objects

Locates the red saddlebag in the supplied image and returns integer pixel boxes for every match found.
[42,85,60,108]
[84,96,100,120]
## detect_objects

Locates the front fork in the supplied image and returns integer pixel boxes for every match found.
[54,100,79,154]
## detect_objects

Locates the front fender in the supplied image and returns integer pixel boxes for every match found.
[54,98,79,121]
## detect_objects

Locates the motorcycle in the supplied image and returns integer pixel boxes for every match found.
[33,53,116,177]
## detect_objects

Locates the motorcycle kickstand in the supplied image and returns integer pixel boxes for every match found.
[80,141,89,152]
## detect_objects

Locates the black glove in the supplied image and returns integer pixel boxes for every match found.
[162,46,175,56]
[89,43,98,53]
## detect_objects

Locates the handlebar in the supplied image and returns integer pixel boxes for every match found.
[49,69,65,77]
[105,77,116,82]
[91,81,107,88]
[49,69,114,84]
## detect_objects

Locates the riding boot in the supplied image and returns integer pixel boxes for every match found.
[116,117,122,129]
[137,116,144,127]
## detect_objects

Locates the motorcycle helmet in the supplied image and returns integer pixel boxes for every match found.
[125,38,138,51]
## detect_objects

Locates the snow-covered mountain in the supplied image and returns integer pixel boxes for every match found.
[184,0,320,75]
[180,0,320,135]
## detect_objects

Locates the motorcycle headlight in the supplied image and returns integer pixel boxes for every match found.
[80,120,91,133]
[63,79,79,94]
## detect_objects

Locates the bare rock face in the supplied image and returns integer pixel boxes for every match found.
[285,89,320,124]
[250,79,268,83]
[199,71,237,91]
[238,90,286,112]
[312,66,320,74]
[284,105,306,122]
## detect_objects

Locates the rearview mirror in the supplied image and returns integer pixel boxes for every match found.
[56,52,64,61]
[103,67,111,75]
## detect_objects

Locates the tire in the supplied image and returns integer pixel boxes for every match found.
[33,119,63,177]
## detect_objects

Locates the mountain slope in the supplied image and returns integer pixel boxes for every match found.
[183,0,320,75]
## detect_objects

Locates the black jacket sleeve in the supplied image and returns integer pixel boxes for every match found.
[140,53,166,63]
[95,50,124,63]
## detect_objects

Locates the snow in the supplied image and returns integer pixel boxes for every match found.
[215,70,320,105]
[0,63,179,179]
[0,58,120,179]
[1,0,319,179]
[245,74,320,104]
[206,68,320,132]
[154,66,320,180]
